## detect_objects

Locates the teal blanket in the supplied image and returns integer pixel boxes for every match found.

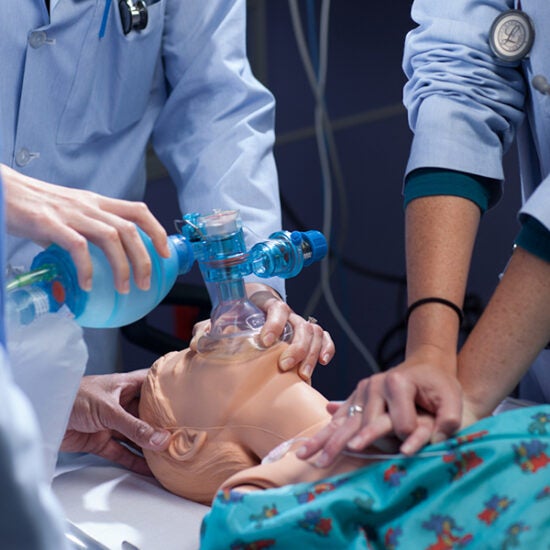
[200,406,550,549]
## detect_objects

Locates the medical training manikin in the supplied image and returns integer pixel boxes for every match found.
[139,338,367,505]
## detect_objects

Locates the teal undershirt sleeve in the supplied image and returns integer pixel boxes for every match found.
[403,168,501,212]
[516,214,550,264]
[403,168,550,264]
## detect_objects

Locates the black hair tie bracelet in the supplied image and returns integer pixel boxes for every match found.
[406,297,464,326]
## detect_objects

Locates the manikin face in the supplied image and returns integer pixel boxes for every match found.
[139,338,332,504]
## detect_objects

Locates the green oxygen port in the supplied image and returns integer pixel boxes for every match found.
[6,264,59,292]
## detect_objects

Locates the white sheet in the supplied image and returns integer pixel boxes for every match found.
[53,455,209,550]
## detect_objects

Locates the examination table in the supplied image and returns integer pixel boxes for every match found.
[54,454,209,550]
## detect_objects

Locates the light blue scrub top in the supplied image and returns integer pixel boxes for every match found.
[403,0,550,231]
[402,0,550,402]
[1,0,284,298]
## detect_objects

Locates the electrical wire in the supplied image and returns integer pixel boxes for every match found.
[301,0,340,317]
[288,0,380,374]
[306,0,319,75]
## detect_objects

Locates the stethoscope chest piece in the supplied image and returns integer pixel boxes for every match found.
[489,9,535,61]
[119,0,148,35]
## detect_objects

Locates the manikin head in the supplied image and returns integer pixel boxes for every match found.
[139,336,333,504]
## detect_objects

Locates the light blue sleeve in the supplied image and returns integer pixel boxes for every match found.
[403,0,526,182]
[152,0,285,297]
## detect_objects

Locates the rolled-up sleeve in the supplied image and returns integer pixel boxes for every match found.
[403,0,526,183]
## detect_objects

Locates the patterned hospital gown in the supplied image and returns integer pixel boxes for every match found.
[200,406,550,549]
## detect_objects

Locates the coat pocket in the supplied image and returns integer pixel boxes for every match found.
[57,0,165,144]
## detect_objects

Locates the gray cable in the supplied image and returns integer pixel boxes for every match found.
[288,0,380,373]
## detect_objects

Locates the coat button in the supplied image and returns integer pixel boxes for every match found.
[28,31,48,49]
[532,75,550,96]
[15,148,39,167]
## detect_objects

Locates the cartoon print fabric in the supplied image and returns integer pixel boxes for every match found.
[200,406,550,549]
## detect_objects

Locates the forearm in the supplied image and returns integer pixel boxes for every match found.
[458,246,550,417]
[405,195,480,367]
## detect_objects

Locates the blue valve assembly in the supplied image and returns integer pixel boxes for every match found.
[6,210,327,339]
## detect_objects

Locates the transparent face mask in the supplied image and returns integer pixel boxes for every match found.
[196,298,293,357]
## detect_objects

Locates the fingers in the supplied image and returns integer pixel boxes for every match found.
[430,386,463,444]
[386,366,463,453]
[49,230,94,291]
[399,421,435,456]
[295,413,348,464]
[316,379,395,464]
[296,388,359,463]
[105,407,171,452]
[296,374,429,467]
[296,398,395,468]
[344,377,393,451]
[383,369,423,441]
[258,294,291,349]
[74,209,157,293]
[245,283,335,378]
[80,218,136,293]
[89,372,171,452]
[319,330,335,365]
[296,358,463,467]
[2,167,169,294]
[279,312,321,378]
[105,199,170,259]
[92,199,169,292]
[268,310,334,378]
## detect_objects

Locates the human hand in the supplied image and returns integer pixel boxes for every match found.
[189,284,334,380]
[247,284,334,380]
[60,370,171,476]
[2,164,170,294]
[296,351,462,466]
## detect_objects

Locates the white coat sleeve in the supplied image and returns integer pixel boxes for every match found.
[152,0,284,298]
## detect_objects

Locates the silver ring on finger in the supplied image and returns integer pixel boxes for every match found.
[307,316,318,324]
[347,404,364,418]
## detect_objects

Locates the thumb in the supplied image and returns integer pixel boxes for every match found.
[111,410,171,451]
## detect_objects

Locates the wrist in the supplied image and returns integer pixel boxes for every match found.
[245,282,282,301]
[405,343,458,375]
[407,297,464,326]
[406,306,462,361]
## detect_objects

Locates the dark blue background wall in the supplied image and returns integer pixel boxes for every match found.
[126,1,522,401]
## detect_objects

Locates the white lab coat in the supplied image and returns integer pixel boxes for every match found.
[7,312,88,481]
[1,0,283,374]
[403,0,550,400]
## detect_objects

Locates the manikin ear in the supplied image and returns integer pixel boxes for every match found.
[167,428,208,462]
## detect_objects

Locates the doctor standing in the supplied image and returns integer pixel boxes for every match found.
[2,0,333,377]
[297,0,550,465]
